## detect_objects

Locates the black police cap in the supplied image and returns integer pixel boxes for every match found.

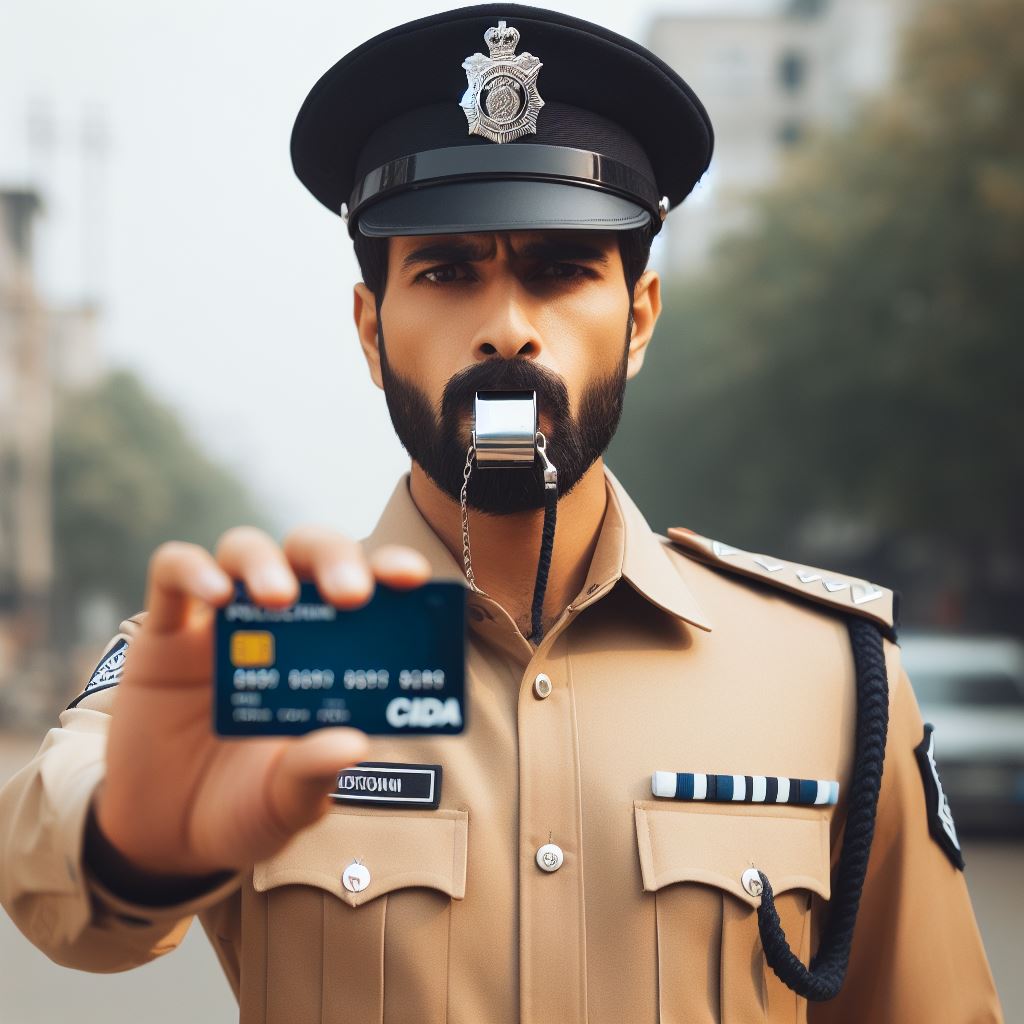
[291,4,714,239]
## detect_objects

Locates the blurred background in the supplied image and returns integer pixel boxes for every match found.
[1,0,1021,1019]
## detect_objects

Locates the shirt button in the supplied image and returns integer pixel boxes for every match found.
[342,862,371,893]
[741,867,763,897]
[536,843,564,872]
[533,673,553,699]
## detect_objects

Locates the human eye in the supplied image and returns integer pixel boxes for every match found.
[417,264,474,285]
[535,262,595,283]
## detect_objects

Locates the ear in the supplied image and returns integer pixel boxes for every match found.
[353,282,384,389]
[625,268,661,381]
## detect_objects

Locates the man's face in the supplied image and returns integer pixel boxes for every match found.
[356,229,651,514]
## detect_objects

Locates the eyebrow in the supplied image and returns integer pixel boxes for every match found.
[400,236,610,273]
[401,240,495,273]
[517,239,610,265]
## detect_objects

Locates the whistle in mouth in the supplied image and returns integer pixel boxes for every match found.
[472,390,538,468]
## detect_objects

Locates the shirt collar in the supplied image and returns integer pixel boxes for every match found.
[598,466,712,632]
[361,467,712,633]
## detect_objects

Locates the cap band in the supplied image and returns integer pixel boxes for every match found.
[348,143,660,223]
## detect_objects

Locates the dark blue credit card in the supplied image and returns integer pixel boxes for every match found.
[213,580,466,737]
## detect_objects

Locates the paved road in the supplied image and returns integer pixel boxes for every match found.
[0,735,1019,1021]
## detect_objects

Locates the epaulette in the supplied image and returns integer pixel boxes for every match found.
[666,528,898,639]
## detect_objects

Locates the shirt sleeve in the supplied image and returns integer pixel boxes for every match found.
[809,637,1004,1023]
[0,622,245,973]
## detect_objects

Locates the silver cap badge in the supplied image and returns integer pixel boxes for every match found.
[460,21,544,144]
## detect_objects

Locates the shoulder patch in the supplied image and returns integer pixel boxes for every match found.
[66,637,129,711]
[914,723,965,870]
[666,528,897,636]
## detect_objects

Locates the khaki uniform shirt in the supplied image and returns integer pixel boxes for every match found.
[0,468,1003,1023]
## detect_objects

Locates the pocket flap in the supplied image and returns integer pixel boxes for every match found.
[253,808,468,908]
[634,800,830,909]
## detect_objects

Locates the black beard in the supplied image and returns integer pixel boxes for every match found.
[377,313,632,514]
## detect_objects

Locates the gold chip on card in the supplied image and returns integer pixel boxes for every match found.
[230,630,275,668]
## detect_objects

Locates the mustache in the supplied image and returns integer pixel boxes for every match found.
[440,359,570,423]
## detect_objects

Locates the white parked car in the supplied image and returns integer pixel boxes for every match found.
[899,632,1024,835]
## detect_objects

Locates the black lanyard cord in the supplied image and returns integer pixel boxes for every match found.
[756,615,890,1001]
[529,431,559,645]
[530,480,558,644]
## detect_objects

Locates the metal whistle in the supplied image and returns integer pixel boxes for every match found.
[472,389,557,487]
[472,390,537,467]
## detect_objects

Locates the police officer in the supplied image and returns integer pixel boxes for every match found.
[0,5,1003,1022]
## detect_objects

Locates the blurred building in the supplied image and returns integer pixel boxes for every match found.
[0,187,101,725]
[648,0,919,275]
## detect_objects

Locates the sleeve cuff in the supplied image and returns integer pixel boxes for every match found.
[81,798,244,924]
[83,862,244,926]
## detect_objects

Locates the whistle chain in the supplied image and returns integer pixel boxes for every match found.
[460,443,481,592]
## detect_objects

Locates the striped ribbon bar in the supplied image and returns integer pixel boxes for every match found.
[651,771,839,806]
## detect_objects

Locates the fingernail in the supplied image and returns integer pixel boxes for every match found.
[199,568,231,602]
[383,548,430,574]
[339,729,369,758]
[254,564,296,594]
[324,561,373,597]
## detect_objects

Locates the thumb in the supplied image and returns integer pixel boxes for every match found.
[264,728,369,839]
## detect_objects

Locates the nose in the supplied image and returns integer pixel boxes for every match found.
[471,286,542,362]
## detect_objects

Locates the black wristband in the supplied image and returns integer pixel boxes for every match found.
[83,799,237,908]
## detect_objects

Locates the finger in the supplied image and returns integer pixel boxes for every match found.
[282,525,374,609]
[144,541,234,635]
[264,728,370,838]
[215,525,299,607]
[367,544,431,589]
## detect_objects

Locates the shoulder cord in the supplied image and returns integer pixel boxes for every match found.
[460,434,559,644]
[756,616,890,1000]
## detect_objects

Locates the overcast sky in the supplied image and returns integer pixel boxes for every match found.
[1,0,757,537]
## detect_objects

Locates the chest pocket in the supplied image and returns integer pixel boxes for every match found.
[240,807,468,1024]
[634,800,831,1024]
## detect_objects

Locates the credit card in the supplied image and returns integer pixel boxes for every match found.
[213,580,466,737]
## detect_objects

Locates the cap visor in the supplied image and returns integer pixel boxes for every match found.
[357,179,651,237]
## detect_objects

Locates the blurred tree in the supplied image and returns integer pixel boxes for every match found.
[51,369,271,647]
[610,0,1024,631]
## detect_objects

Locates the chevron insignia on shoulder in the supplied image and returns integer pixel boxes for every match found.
[666,528,896,632]
[712,540,741,558]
